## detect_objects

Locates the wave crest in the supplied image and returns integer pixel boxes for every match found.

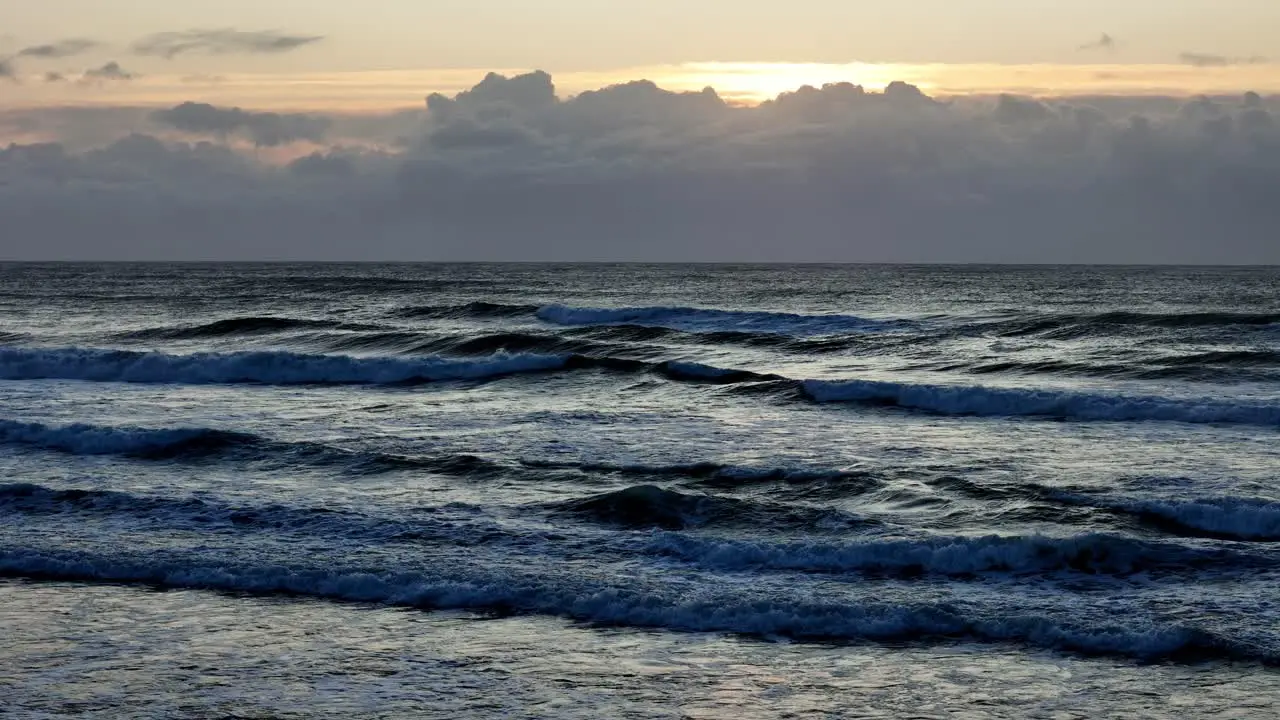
[537,304,903,336]
[648,532,1245,576]
[0,419,256,458]
[395,302,539,319]
[802,378,1280,426]
[121,316,381,340]
[0,347,570,386]
[0,546,1267,662]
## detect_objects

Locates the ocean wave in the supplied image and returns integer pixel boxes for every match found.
[0,419,255,458]
[395,302,539,319]
[0,347,571,386]
[989,311,1280,339]
[1158,350,1280,367]
[8,346,1277,428]
[802,378,1280,426]
[0,417,535,480]
[895,351,1280,383]
[120,316,384,340]
[647,532,1246,577]
[565,323,893,354]
[537,304,904,336]
[0,483,525,547]
[3,418,875,492]
[0,546,1267,662]
[1051,492,1280,541]
[653,361,781,384]
[521,459,881,489]
[554,484,868,531]
[409,331,628,358]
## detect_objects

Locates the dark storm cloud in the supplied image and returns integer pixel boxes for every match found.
[2,72,1279,262]
[133,29,323,58]
[81,61,135,82]
[18,38,99,59]
[151,102,331,146]
[1179,52,1268,67]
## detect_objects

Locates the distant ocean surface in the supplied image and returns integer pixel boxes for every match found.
[1,263,1278,718]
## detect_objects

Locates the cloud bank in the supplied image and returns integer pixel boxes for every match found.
[1,72,1278,262]
[133,29,324,58]
[81,61,135,82]
[18,38,98,59]
[151,102,330,146]
[1179,52,1269,68]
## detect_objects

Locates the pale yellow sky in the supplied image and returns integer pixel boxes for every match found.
[4,63,1279,111]
[2,0,1278,107]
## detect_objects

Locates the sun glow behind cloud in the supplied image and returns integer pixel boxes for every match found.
[4,61,1278,111]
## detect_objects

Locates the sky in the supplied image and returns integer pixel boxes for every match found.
[1,1,1278,261]
[2,0,1278,106]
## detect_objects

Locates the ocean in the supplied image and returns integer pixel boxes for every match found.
[1,263,1277,718]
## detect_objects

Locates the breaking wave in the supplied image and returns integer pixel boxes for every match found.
[0,546,1270,662]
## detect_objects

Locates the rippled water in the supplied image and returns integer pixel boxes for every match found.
[1,263,1278,717]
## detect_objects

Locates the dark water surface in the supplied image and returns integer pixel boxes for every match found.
[1,263,1277,717]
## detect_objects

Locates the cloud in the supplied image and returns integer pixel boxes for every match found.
[81,61,135,82]
[18,38,98,59]
[1079,33,1116,51]
[0,58,15,82]
[151,102,330,146]
[43,72,66,83]
[133,29,323,58]
[2,72,1279,262]
[1179,52,1268,67]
